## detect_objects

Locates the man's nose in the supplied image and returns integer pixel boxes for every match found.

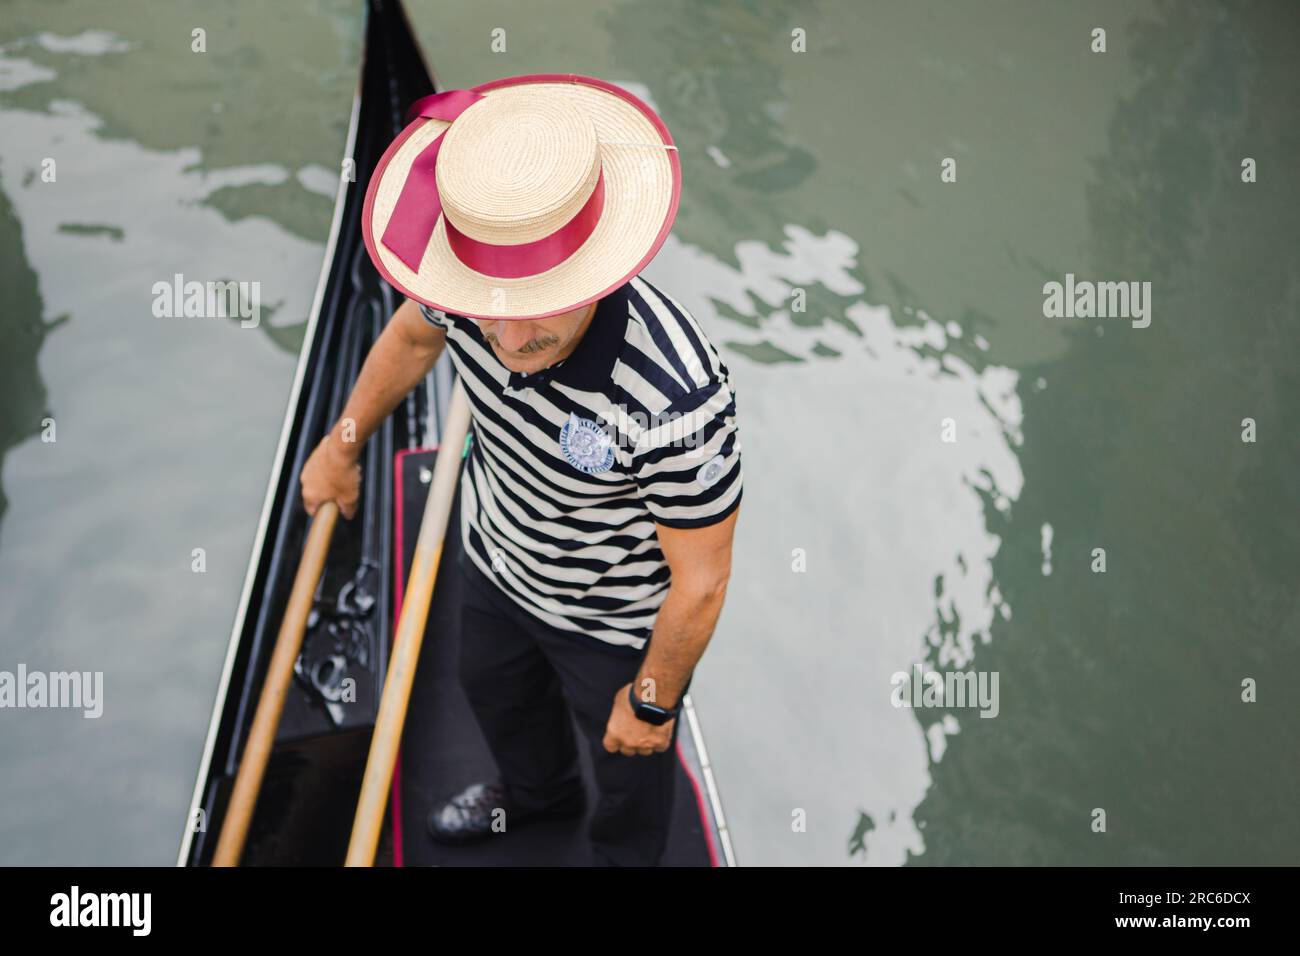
[494,320,535,352]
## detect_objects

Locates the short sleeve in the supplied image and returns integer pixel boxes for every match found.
[631,381,743,529]
[418,303,450,329]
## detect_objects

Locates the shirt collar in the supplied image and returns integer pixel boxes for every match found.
[504,286,627,392]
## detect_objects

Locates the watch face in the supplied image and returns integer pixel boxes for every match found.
[634,702,673,725]
[629,685,676,724]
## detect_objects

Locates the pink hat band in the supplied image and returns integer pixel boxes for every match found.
[380,89,607,280]
[361,72,681,321]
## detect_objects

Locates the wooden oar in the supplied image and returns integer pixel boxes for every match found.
[212,498,340,867]
[346,380,471,865]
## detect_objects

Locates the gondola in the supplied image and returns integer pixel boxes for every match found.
[178,0,733,867]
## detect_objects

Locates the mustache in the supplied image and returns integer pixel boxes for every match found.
[484,332,560,354]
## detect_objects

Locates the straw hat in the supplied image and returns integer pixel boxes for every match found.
[362,73,681,321]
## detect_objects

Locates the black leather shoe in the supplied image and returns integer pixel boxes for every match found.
[427,781,586,845]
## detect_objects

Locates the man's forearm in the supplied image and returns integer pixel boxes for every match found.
[327,313,445,462]
[633,580,728,710]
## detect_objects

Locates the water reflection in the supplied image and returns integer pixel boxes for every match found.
[0,26,336,863]
[913,0,1300,867]
[645,226,1023,866]
[621,0,1299,867]
[1,0,1296,868]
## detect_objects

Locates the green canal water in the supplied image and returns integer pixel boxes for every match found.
[0,0,1296,864]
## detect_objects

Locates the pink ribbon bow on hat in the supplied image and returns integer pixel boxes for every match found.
[380,89,606,279]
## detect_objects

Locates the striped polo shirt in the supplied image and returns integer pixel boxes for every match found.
[418,274,743,652]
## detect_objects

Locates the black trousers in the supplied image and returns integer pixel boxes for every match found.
[455,552,680,865]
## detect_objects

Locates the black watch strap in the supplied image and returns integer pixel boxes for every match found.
[626,681,691,723]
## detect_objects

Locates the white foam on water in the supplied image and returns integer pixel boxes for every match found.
[644,226,1024,865]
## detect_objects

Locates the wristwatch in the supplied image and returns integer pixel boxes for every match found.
[627,675,691,725]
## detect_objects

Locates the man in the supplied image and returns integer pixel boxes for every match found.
[301,74,742,865]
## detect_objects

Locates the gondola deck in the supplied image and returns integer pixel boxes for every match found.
[391,450,722,866]
[178,0,732,868]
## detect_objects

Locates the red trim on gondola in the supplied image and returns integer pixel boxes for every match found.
[391,446,720,867]
[675,739,721,867]
[389,446,436,867]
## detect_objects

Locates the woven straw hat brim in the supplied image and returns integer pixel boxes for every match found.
[362,73,681,321]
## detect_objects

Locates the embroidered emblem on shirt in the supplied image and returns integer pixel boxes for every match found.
[559,412,614,474]
[697,454,727,489]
